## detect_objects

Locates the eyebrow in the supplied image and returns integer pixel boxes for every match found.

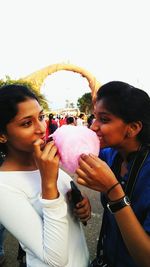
[18,109,44,121]
[97,111,111,116]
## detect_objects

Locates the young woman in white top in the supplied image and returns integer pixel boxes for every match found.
[0,84,90,267]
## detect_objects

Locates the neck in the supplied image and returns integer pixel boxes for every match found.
[2,151,37,171]
[117,140,142,161]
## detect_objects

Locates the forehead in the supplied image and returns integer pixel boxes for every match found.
[14,99,42,120]
[94,99,111,115]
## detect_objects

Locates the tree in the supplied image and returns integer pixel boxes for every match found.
[77,92,93,114]
[0,77,50,113]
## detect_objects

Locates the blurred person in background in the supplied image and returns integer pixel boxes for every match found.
[76,113,85,126]
[66,116,76,126]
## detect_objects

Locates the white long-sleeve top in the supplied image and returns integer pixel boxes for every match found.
[0,169,89,267]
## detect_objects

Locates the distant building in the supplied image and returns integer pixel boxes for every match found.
[52,107,80,117]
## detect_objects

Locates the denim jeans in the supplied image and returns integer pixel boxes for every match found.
[0,224,6,256]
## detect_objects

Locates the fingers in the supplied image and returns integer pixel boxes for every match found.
[76,177,90,187]
[75,196,88,209]
[74,209,91,222]
[76,153,104,183]
[80,153,100,168]
[33,140,58,160]
[43,142,58,160]
[76,155,96,184]
[78,156,93,175]
[33,139,44,157]
[76,168,91,184]
[74,197,91,222]
[77,153,101,178]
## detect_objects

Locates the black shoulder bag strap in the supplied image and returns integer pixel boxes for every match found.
[125,145,149,199]
[96,145,150,260]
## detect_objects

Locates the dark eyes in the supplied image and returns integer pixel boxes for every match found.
[21,121,32,127]
[39,114,45,121]
[99,117,110,123]
[21,114,45,127]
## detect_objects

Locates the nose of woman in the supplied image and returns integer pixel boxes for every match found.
[90,119,99,132]
[35,120,46,134]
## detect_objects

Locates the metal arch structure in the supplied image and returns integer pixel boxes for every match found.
[22,63,101,102]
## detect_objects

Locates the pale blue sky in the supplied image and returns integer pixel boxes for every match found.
[0,0,150,109]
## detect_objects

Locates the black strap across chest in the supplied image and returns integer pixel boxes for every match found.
[112,145,149,199]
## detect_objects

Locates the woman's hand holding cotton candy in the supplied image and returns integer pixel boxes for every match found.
[33,139,60,199]
[52,125,100,174]
[76,153,118,193]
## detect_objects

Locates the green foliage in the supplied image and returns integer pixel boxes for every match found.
[77,92,93,114]
[0,77,50,112]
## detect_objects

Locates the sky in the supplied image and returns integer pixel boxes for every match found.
[0,0,150,109]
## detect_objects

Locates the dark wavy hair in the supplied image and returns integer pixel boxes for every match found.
[0,84,39,157]
[96,81,150,144]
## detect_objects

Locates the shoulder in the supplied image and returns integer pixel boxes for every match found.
[0,170,41,197]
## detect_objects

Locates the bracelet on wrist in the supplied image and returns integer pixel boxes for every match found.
[106,182,120,197]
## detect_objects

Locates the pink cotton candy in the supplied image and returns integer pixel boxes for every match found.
[52,125,100,174]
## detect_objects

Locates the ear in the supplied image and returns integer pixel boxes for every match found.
[128,121,142,138]
[0,134,7,144]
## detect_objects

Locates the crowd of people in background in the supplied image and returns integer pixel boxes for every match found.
[46,112,95,137]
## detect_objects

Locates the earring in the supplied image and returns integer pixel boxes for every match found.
[0,138,7,143]
[127,132,131,138]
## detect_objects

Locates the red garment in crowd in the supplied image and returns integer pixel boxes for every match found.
[59,118,66,127]
[46,119,58,138]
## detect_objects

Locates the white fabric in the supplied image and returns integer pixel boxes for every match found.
[76,118,84,126]
[0,169,89,267]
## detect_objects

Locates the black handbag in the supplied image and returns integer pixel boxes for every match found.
[90,145,149,267]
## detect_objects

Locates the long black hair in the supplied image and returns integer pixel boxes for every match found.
[0,83,39,157]
[96,81,150,144]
